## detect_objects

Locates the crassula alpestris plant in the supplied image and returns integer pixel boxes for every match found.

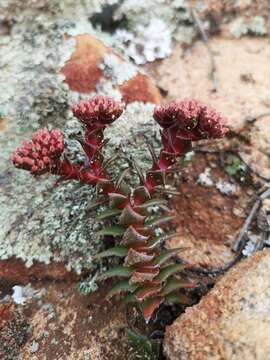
[11,96,229,322]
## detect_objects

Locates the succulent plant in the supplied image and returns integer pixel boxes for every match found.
[11,96,229,322]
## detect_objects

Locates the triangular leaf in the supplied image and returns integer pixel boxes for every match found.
[135,284,162,302]
[155,264,186,282]
[124,248,155,266]
[95,208,122,221]
[119,205,146,227]
[115,168,130,190]
[130,267,160,284]
[146,215,175,227]
[107,280,138,299]
[108,192,128,208]
[153,248,184,266]
[94,245,128,259]
[98,266,132,281]
[122,225,150,245]
[86,198,107,212]
[133,186,151,205]
[136,199,167,211]
[146,232,179,250]
[165,292,193,305]
[132,159,145,184]
[141,297,164,323]
[122,293,137,304]
[97,225,126,237]
[161,277,197,296]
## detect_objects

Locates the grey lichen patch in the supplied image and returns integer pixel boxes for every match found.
[99,53,138,85]
[106,102,157,147]
[0,9,102,273]
[230,16,267,38]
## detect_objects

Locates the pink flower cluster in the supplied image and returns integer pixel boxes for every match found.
[154,99,229,141]
[11,128,64,175]
[144,100,229,190]
[72,96,125,127]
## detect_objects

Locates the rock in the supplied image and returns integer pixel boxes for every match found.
[0,302,29,359]
[0,259,77,285]
[61,34,107,93]
[18,282,131,360]
[238,116,270,180]
[164,249,270,360]
[169,152,252,268]
[61,34,162,103]
[154,37,270,130]
[120,73,162,104]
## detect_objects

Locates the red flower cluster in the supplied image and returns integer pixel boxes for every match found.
[72,96,125,164]
[11,128,64,175]
[144,100,229,191]
[72,96,125,128]
[154,99,229,141]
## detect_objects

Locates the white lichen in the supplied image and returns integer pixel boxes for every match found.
[230,16,267,38]
[114,18,172,65]
[242,234,260,257]
[12,284,46,305]
[216,180,237,195]
[99,53,138,85]
[197,168,214,187]
[114,0,195,44]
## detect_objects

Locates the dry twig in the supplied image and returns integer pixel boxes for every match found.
[191,7,218,92]
[233,187,270,252]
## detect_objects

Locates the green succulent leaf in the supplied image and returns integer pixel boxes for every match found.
[95,245,128,259]
[123,293,137,304]
[146,215,175,227]
[147,233,179,251]
[136,199,167,210]
[155,264,186,282]
[95,208,122,220]
[107,280,138,299]
[162,277,196,296]
[135,284,162,301]
[98,266,133,281]
[116,168,130,189]
[97,225,126,237]
[152,248,184,266]
[165,292,193,305]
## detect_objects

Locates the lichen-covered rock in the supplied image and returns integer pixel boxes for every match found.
[61,34,161,103]
[0,1,161,284]
[164,249,270,360]
[230,16,267,38]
